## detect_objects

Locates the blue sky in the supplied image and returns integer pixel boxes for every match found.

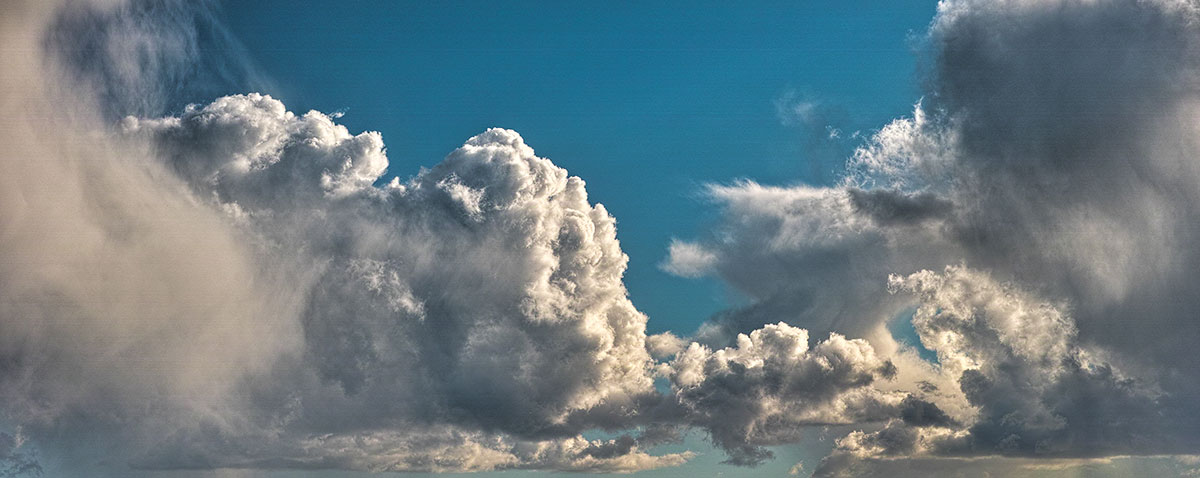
[220,0,938,336]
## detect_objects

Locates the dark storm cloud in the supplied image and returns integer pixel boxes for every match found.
[846,188,953,226]
[668,0,1200,474]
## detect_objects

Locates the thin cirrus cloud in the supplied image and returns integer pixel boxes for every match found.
[3,0,1200,477]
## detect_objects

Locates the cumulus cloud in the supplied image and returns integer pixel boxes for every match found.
[664,322,904,465]
[646,331,688,359]
[0,0,696,472]
[118,93,924,472]
[6,0,865,468]
[815,266,1166,475]
[109,92,692,471]
[667,0,1200,473]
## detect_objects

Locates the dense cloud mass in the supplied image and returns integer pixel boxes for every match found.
[666,0,1200,475]
[814,266,1168,475]
[664,323,903,466]
[123,95,664,441]
[61,91,702,470]
[5,0,1200,476]
[0,0,696,473]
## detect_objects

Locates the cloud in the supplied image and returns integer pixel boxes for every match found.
[120,93,927,472]
[811,454,1200,478]
[130,427,693,474]
[108,92,692,471]
[667,0,1200,472]
[663,322,903,465]
[815,266,1165,476]
[646,331,687,359]
[661,239,717,278]
[8,0,1200,475]
[1,0,694,471]
[4,0,891,467]
[667,181,954,347]
[0,4,300,476]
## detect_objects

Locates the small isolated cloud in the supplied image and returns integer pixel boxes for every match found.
[775,91,822,126]
[661,239,718,278]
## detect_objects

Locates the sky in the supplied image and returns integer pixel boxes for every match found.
[217,0,937,336]
[3,0,1200,477]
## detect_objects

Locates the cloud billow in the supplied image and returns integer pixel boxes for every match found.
[110,93,913,472]
[666,0,1200,474]
[118,95,684,470]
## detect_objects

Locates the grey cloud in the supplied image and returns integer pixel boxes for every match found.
[884,267,1167,457]
[915,0,1200,382]
[663,182,954,345]
[898,395,956,428]
[667,0,1200,473]
[846,188,953,226]
[129,427,693,474]
[664,322,903,465]
[116,94,900,470]
[813,455,1200,478]
[118,94,681,468]
[0,2,303,476]
[45,0,266,119]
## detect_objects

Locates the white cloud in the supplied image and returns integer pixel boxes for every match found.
[646,331,688,359]
[114,92,674,469]
[661,240,718,278]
